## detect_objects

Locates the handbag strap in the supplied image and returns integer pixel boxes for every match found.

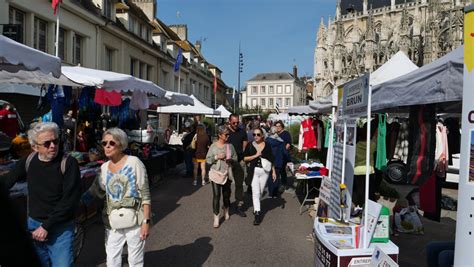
[225,144,230,171]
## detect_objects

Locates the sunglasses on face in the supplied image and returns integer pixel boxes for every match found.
[253,133,262,137]
[231,121,239,125]
[37,138,59,148]
[101,140,117,147]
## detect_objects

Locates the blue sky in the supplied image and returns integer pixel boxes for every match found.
[157,0,335,90]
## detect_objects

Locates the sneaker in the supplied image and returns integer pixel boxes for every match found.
[192,180,198,186]
[236,206,247,217]
[253,211,262,225]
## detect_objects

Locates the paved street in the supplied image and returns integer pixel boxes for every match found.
[76,167,315,266]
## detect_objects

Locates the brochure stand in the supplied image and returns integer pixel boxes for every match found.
[314,218,398,267]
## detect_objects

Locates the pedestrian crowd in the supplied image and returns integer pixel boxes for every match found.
[0,113,294,266]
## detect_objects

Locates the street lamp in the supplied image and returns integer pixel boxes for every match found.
[237,43,243,113]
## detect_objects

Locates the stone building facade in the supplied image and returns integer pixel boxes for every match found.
[313,0,469,98]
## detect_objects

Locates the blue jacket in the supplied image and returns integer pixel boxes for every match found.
[266,135,288,169]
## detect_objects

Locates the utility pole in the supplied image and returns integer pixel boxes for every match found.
[237,42,243,113]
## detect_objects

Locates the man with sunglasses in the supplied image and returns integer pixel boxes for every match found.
[227,113,248,217]
[0,122,81,267]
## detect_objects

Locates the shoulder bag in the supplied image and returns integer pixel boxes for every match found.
[209,144,230,185]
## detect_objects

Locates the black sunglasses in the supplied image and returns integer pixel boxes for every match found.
[231,121,239,125]
[37,138,59,148]
[253,133,262,137]
[101,140,117,147]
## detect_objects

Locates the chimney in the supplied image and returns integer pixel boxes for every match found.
[169,24,188,41]
[195,40,201,52]
[293,65,298,78]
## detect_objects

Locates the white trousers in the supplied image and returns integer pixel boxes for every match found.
[252,167,269,212]
[105,226,145,267]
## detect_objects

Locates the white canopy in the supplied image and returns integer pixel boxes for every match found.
[0,35,61,78]
[62,66,166,97]
[287,105,320,115]
[309,94,333,114]
[0,83,42,96]
[370,51,419,86]
[149,91,194,106]
[156,95,220,115]
[206,105,231,118]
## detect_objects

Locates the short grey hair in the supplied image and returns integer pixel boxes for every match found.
[217,125,229,136]
[27,122,59,146]
[103,127,128,149]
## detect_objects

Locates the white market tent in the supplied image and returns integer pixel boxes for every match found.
[62,66,166,97]
[287,105,319,115]
[371,45,463,112]
[206,105,231,118]
[0,35,78,86]
[309,94,333,114]
[149,91,194,106]
[156,94,220,115]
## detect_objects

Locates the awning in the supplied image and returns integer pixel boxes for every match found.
[287,105,320,115]
[371,46,463,112]
[309,94,333,114]
[206,105,232,118]
[62,66,166,97]
[156,95,220,115]
[0,35,61,78]
[149,91,194,107]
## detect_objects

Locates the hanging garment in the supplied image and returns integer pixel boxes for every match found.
[324,119,331,148]
[312,118,319,149]
[375,114,387,170]
[434,122,449,178]
[444,117,460,165]
[385,121,400,160]
[0,108,19,138]
[129,90,149,110]
[47,85,66,128]
[393,121,409,163]
[298,118,317,150]
[406,104,436,186]
[94,88,122,106]
[316,119,323,150]
[419,172,442,222]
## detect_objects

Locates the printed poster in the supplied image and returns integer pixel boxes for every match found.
[341,73,370,119]
[328,119,356,221]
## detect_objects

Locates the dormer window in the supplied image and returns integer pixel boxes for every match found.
[103,0,113,19]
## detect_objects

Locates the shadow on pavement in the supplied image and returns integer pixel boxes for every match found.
[144,237,213,266]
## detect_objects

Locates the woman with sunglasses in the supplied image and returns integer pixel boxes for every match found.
[206,125,237,228]
[243,127,276,225]
[82,128,151,266]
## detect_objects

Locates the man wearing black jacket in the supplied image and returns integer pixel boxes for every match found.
[0,122,81,267]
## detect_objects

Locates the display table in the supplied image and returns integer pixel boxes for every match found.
[313,218,398,267]
[295,173,323,214]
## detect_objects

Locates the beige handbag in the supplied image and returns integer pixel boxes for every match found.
[209,144,230,185]
[109,208,138,230]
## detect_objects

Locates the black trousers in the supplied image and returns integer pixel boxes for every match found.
[211,180,232,215]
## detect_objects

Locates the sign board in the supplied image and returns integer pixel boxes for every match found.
[342,74,369,118]
[328,119,356,220]
[370,246,399,267]
[317,177,332,217]
[454,4,474,265]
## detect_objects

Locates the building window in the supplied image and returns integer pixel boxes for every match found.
[130,58,137,76]
[105,47,114,71]
[276,98,282,107]
[252,98,257,108]
[260,86,266,94]
[277,85,282,94]
[73,34,83,65]
[269,85,274,94]
[34,18,47,52]
[285,98,291,106]
[57,28,66,61]
[147,67,152,81]
[8,8,25,44]
[261,98,266,107]
[251,86,257,94]
[285,85,291,94]
[269,98,274,107]
[129,17,136,33]
[103,0,113,19]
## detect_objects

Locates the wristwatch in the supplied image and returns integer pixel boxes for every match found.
[142,219,151,224]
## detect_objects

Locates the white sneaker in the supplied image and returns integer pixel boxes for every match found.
[192,180,198,186]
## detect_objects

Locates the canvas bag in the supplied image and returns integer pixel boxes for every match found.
[101,162,139,230]
[209,144,230,185]
[190,134,197,150]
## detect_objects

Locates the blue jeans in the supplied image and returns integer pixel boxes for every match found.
[184,150,194,176]
[267,167,281,197]
[27,217,74,267]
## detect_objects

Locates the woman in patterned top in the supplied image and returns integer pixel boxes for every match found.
[82,128,151,267]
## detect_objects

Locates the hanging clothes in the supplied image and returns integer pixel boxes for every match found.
[434,121,449,178]
[375,114,387,170]
[94,88,122,106]
[419,172,442,222]
[316,118,323,150]
[406,104,436,186]
[393,121,409,163]
[444,117,460,165]
[47,85,66,128]
[298,117,317,151]
[129,90,149,110]
[0,107,19,138]
[324,119,331,148]
[385,120,400,160]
